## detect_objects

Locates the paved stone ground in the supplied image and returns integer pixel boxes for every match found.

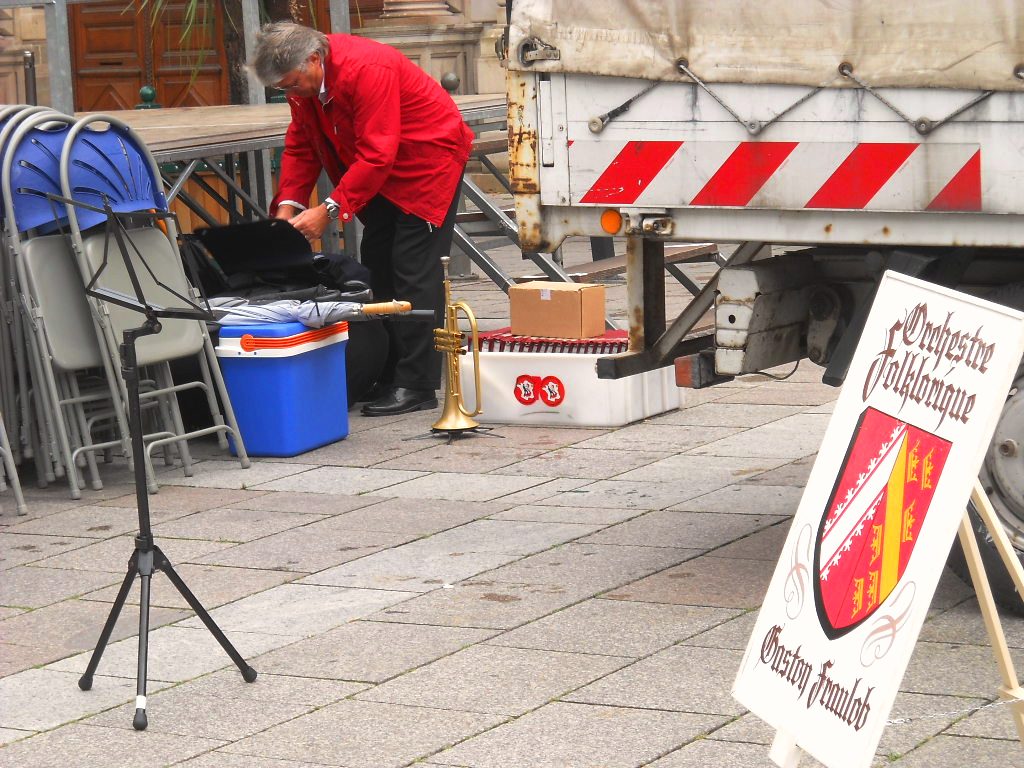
[1,238,1022,767]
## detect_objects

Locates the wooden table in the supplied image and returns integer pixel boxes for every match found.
[85,95,507,163]
[77,95,507,231]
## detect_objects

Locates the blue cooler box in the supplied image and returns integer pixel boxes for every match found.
[216,321,349,457]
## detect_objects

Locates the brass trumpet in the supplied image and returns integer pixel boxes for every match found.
[432,256,483,434]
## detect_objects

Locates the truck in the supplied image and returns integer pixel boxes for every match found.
[501,0,1024,610]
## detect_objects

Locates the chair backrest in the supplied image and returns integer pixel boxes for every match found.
[5,120,73,235]
[0,105,56,225]
[80,226,204,366]
[21,234,104,372]
[63,122,166,232]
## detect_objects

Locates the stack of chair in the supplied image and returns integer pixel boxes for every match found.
[0,106,249,504]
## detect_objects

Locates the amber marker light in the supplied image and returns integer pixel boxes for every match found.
[600,209,623,234]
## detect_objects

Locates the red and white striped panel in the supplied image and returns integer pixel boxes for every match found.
[571,140,981,212]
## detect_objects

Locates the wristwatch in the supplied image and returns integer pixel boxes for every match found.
[323,199,341,220]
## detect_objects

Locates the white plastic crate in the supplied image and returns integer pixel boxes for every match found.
[460,351,680,427]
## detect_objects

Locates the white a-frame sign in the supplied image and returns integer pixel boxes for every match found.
[733,271,1024,768]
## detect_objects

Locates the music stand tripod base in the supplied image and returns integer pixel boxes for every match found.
[77,207,256,730]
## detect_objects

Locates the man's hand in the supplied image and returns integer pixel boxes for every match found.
[274,204,299,221]
[289,204,330,242]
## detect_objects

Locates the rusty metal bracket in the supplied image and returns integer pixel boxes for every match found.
[597,240,764,379]
[517,37,561,66]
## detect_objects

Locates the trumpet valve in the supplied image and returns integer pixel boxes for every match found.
[433,327,464,354]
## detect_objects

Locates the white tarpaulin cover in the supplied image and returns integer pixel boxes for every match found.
[509,0,1024,91]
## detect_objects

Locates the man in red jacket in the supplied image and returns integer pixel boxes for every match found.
[250,22,474,416]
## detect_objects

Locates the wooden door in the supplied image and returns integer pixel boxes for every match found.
[70,0,229,112]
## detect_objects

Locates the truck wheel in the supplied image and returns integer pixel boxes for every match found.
[946,284,1024,615]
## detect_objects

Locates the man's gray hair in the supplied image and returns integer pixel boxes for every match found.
[249,22,329,85]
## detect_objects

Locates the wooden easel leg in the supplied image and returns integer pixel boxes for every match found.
[957,481,1024,744]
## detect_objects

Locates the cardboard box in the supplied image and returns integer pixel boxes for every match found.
[509,281,605,338]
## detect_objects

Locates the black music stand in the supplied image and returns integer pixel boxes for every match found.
[70,201,256,730]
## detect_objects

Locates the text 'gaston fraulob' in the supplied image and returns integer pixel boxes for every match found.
[759,624,873,731]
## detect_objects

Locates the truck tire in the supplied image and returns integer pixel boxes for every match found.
[946,284,1024,615]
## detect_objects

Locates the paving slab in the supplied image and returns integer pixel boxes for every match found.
[376,440,545,473]
[176,754,333,768]
[901,641,1024,698]
[706,522,791,560]
[740,456,815,487]
[196,522,417,572]
[614,453,790,489]
[29,534,236,573]
[489,598,739,657]
[174,583,416,637]
[0,641,83,677]
[684,610,760,651]
[357,643,629,715]
[0,565,119,609]
[0,532,94,569]
[491,447,674,479]
[158,459,316,490]
[646,739,776,768]
[224,489,379,515]
[0,668,138,730]
[179,669,368,704]
[947,697,1021,740]
[0,728,31,746]
[4,504,157,538]
[890,734,1022,766]
[312,497,503,535]
[48,626,293,683]
[83,684,315,741]
[919,598,1024,648]
[687,413,833,459]
[606,555,775,609]
[151,507,326,543]
[718,382,840,406]
[81,563,297,610]
[372,579,595,629]
[220,699,505,767]
[471,543,699,594]
[564,644,746,715]
[253,621,496,682]
[656,403,805,428]
[0,723,223,768]
[579,510,783,551]
[487,503,647,526]
[300,545,519,592]
[674,483,804,516]
[101,484,268,513]
[362,471,557,502]
[0,598,188,659]
[877,691,991,760]
[488,477,592,505]
[471,424,609,450]
[268,430,436,468]
[253,465,426,495]
[431,701,725,768]
[571,423,742,452]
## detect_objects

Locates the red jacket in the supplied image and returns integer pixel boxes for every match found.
[272,34,474,227]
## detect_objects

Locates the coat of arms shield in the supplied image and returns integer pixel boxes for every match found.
[813,407,952,639]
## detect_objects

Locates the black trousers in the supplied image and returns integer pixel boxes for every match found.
[357,186,461,392]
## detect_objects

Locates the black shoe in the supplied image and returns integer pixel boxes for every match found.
[361,387,438,417]
[356,381,392,404]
